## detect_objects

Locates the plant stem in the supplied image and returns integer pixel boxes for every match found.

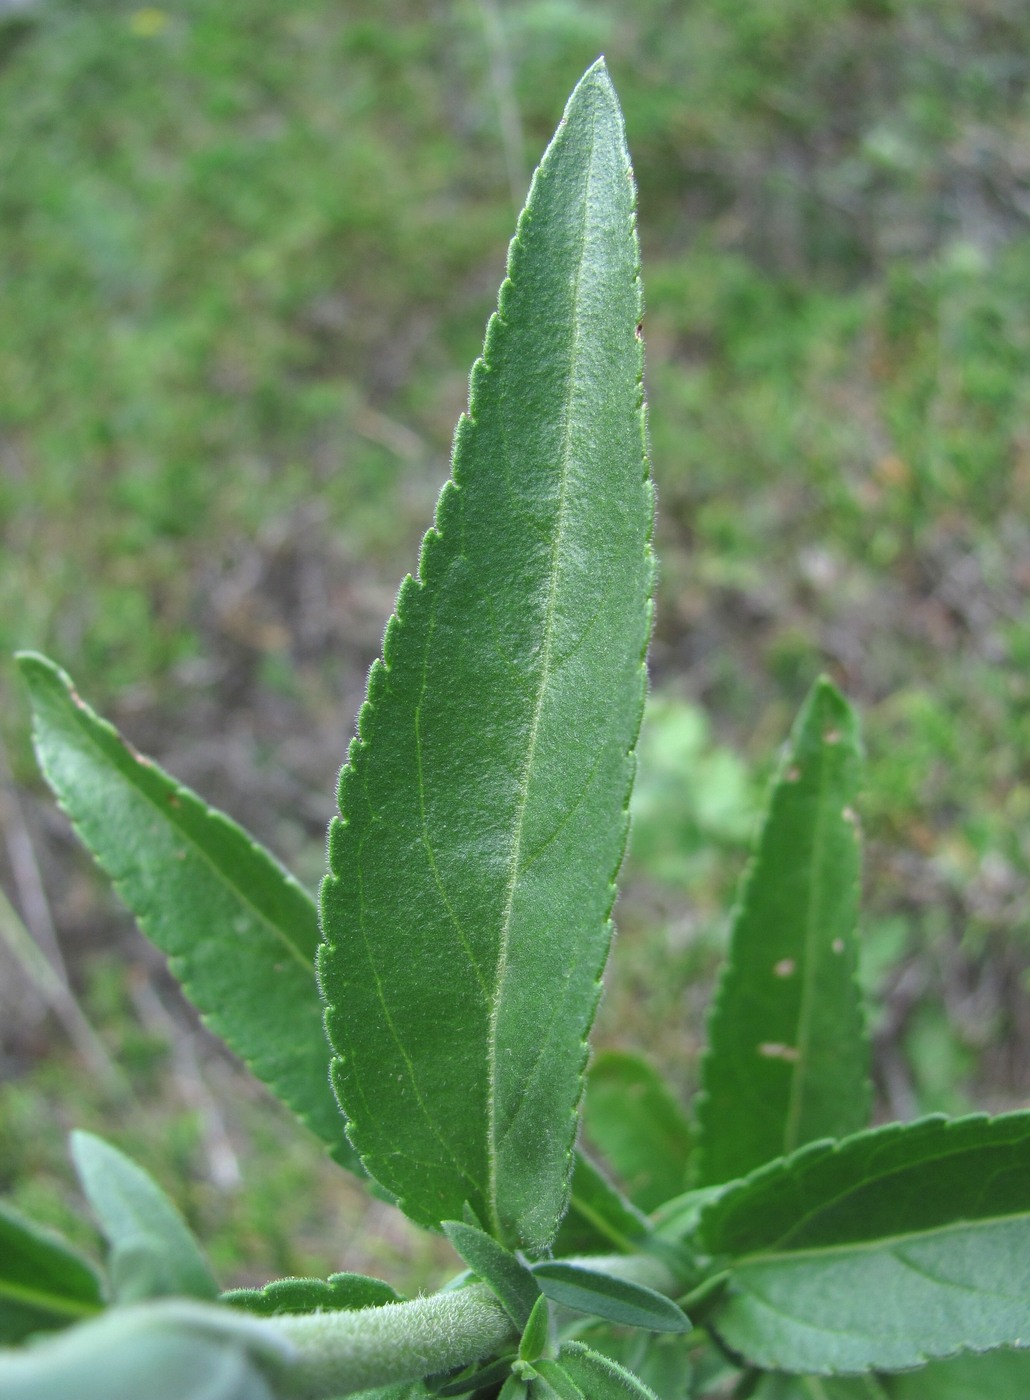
[273,1283,516,1399]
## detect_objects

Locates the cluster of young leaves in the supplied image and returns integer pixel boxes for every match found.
[4,58,1030,1400]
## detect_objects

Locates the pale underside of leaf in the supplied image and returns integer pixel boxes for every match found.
[702,1113,1030,1374]
[694,678,869,1188]
[319,60,652,1249]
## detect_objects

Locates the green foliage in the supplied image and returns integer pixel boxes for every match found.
[694,679,869,1186]
[0,1203,102,1343]
[16,653,359,1175]
[70,1131,218,1304]
[4,52,1030,1400]
[318,60,652,1251]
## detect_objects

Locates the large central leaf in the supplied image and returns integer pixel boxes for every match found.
[319,61,652,1250]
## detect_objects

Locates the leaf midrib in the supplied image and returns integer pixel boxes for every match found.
[51,688,314,975]
[484,113,600,1241]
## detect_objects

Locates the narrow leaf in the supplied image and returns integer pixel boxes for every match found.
[701,1112,1030,1373]
[71,1131,217,1302]
[443,1221,541,1329]
[548,1342,660,1399]
[554,1151,653,1256]
[0,1201,102,1342]
[223,1272,400,1316]
[532,1264,689,1334]
[886,1349,1030,1399]
[694,678,869,1187]
[18,653,357,1174]
[433,1357,515,1397]
[319,59,652,1249]
[584,1051,691,1211]
[519,1295,551,1364]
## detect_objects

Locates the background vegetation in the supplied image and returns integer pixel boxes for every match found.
[2,0,1029,1292]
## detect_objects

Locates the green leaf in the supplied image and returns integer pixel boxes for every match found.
[442,1221,541,1329]
[532,1264,689,1334]
[700,1112,1030,1373]
[693,678,869,1188]
[750,1375,891,1399]
[579,1331,693,1400]
[0,1201,103,1342]
[886,1349,1030,1398]
[519,1295,551,1365]
[433,1357,515,1397]
[71,1131,217,1303]
[0,1298,291,1400]
[555,1151,653,1256]
[535,1342,659,1399]
[318,58,652,1250]
[583,1051,691,1211]
[222,1272,401,1316]
[17,652,357,1175]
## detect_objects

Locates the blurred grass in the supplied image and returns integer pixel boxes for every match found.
[2,0,1030,1288]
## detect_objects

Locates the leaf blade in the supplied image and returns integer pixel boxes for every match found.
[0,1201,102,1342]
[71,1131,218,1303]
[532,1264,689,1334]
[442,1221,541,1329]
[701,1112,1030,1373]
[694,678,869,1187]
[319,60,652,1249]
[17,652,356,1174]
[583,1051,691,1211]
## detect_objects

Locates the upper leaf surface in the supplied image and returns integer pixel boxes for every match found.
[701,1112,1030,1373]
[694,678,869,1187]
[443,1221,541,1328]
[17,653,357,1174]
[319,60,652,1249]
[532,1263,690,1334]
[0,1201,102,1343]
[554,1151,652,1256]
[223,1272,401,1316]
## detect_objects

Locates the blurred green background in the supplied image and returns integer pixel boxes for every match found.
[1,0,1029,1289]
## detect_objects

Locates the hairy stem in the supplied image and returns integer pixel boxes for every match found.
[273,1283,516,1399]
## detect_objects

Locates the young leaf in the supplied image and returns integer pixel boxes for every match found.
[554,1151,653,1256]
[0,1298,292,1400]
[519,1294,551,1365]
[442,1221,541,1329]
[532,1263,689,1334]
[583,1051,691,1211]
[71,1131,218,1303]
[319,59,652,1250]
[693,678,869,1187]
[535,1342,660,1399]
[223,1272,401,1316]
[700,1112,1030,1373]
[0,1201,102,1342]
[17,653,358,1175]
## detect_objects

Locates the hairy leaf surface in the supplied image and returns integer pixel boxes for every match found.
[319,60,652,1248]
[536,1343,659,1399]
[694,679,868,1187]
[223,1273,401,1316]
[71,1131,217,1303]
[532,1264,689,1333]
[584,1051,691,1211]
[701,1113,1030,1373]
[0,1202,102,1342]
[18,653,356,1173]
